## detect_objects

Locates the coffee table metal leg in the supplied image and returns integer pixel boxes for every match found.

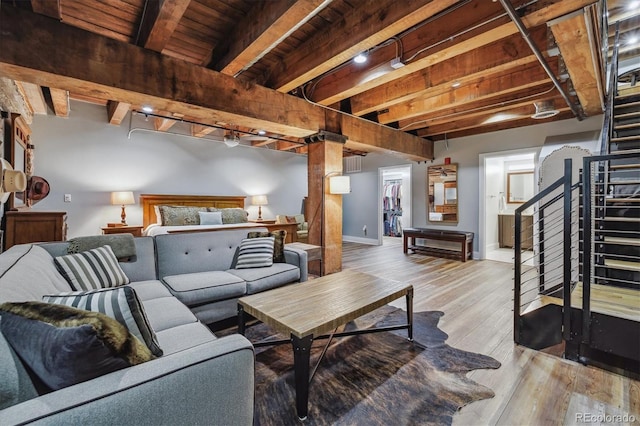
[406,288,414,341]
[291,334,313,420]
[237,304,246,335]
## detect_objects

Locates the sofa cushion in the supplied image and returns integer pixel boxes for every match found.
[127,280,173,301]
[154,322,217,355]
[247,230,286,263]
[163,271,246,307]
[54,245,130,291]
[43,287,162,357]
[0,316,38,410]
[140,297,198,332]
[0,245,72,304]
[0,302,154,391]
[236,237,274,269]
[229,263,300,294]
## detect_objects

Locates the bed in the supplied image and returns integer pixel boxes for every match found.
[140,194,263,236]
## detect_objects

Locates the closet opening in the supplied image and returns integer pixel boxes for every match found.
[378,165,412,245]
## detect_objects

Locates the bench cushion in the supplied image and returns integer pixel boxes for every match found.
[140,297,198,332]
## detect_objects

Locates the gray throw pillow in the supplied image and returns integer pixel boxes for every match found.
[0,302,154,391]
[43,286,162,357]
[54,245,130,291]
[236,237,275,269]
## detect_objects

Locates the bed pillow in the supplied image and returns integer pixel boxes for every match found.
[236,236,275,269]
[158,205,207,226]
[199,211,223,225]
[0,302,154,391]
[43,286,162,357]
[54,245,130,291]
[219,208,249,224]
[247,230,286,263]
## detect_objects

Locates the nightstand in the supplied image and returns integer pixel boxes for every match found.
[101,225,144,237]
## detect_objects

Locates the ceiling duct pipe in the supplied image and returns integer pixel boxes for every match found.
[498,0,584,120]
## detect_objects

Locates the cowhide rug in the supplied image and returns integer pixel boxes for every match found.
[234,305,501,425]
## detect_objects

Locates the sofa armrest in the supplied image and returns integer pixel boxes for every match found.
[284,246,308,282]
[0,335,255,426]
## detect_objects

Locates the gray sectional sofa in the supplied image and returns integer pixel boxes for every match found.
[0,227,308,425]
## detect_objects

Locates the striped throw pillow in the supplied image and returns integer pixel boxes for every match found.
[54,245,130,291]
[236,236,275,269]
[43,286,162,357]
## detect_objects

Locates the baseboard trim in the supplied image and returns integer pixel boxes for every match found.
[343,235,379,245]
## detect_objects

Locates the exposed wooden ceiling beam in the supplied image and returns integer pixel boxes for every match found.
[208,0,331,76]
[397,86,561,132]
[378,58,558,125]
[137,0,191,52]
[270,0,595,98]
[49,88,69,117]
[417,102,571,138]
[107,100,130,125]
[348,27,548,117]
[0,77,33,123]
[550,9,604,116]
[15,81,47,115]
[310,0,517,106]
[265,0,460,93]
[0,7,432,161]
[191,124,215,138]
[30,0,61,19]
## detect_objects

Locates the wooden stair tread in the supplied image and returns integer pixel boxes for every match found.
[614,123,640,130]
[609,179,640,184]
[615,98,640,107]
[608,148,640,156]
[602,236,640,246]
[611,135,640,142]
[523,283,639,321]
[606,197,640,202]
[604,259,640,272]
[610,163,640,170]
[597,216,640,222]
[615,111,640,120]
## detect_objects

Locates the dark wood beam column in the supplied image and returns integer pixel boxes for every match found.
[307,134,345,276]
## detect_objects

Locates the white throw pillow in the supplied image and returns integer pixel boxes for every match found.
[199,211,223,225]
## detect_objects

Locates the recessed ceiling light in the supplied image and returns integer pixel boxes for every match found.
[628,1,639,11]
[627,35,639,45]
[141,106,153,113]
[258,130,266,135]
[354,53,368,64]
[451,81,461,88]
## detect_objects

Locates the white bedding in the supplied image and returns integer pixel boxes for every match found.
[143,223,263,237]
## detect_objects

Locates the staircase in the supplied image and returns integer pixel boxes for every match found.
[595,83,640,289]
[512,47,639,376]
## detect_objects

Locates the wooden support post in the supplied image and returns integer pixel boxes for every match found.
[307,136,345,276]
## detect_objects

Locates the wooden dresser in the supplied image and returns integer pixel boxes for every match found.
[4,211,67,250]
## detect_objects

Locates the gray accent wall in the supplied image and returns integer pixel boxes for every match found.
[28,101,308,238]
[342,115,604,257]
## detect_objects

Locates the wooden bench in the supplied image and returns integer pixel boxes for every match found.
[403,228,474,262]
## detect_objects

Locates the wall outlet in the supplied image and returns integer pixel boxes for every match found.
[64,194,71,203]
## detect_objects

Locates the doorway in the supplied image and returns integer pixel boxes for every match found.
[378,165,412,245]
[479,148,538,262]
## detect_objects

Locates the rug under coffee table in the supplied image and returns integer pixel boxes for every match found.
[237,269,413,420]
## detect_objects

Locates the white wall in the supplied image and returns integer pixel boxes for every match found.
[344,115,604,256]
[28,101,308,238]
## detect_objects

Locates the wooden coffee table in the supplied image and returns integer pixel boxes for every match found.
[237,269,413,420]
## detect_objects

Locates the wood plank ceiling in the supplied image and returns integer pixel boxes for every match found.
[1,0,639,160]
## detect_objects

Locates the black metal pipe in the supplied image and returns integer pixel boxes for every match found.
[498,0,583,120]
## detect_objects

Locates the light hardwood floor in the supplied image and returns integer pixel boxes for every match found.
[342,238,640,425]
